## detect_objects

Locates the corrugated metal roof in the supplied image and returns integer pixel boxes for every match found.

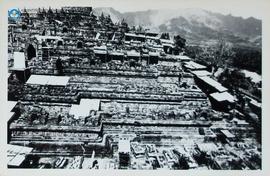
[26,75,70,86]
[220,130,235,138]
[191,70,211,77]
[7,144,33,167]
[198,76,228,92]
[184,61,206,70]
[210,92,236,103]
[69,99,100,119]
[119,139,130,153]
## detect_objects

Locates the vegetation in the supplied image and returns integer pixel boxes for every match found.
[186,43,261,74]
[185,40,261,100]
[218,68,261,99]
[232,46,261,74]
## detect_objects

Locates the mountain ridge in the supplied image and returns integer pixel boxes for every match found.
[93,7,261,47]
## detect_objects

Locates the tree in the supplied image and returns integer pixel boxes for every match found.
[120,19,129,33]
[211,36,235,73]
[174,35,185,48]
[131,26,136,32]
[136,25,143,33]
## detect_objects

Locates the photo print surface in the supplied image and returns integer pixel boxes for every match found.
[7,2,262,170]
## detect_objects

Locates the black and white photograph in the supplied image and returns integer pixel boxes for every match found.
[2,0,268,173]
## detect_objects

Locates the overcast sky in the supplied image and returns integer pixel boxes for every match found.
[87,0,266,19]
[6,0,269,19]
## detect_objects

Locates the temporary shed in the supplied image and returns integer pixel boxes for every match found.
[119,139,131,153]
[69,99,100,119]
[176,55,192,61]
[7,144,33,167]
[191,70,212,77]
[183,61,207,71]
[210,92,236,103]
[220,130,235,139]
[13,52,25,69]
[197,76,228,93]
[26,75,70,86]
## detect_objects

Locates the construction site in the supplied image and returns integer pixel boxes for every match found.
[7,7,261,170]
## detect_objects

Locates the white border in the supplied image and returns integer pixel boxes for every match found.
[0,0,269,175]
